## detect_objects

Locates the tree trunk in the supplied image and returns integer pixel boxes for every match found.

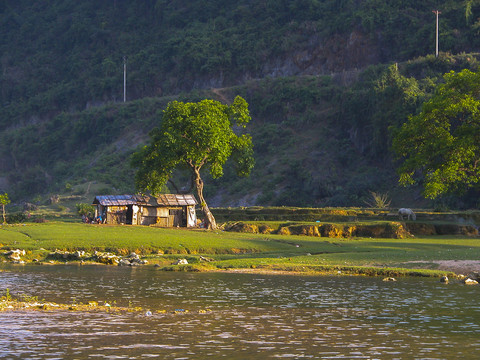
[193,168,217,230]
[1,204,5,224]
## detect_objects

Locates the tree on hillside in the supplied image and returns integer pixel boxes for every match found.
[393,69,480,199]
[131,96,254,229]
[0,193,10,224]
[371,64,424,159]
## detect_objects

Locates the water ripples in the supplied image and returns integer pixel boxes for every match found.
[0,265,479,359]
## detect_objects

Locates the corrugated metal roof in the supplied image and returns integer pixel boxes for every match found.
[156,194,197,206]
[93,194,197,207]
[92,195,139,206]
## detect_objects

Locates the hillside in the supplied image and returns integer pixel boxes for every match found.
[1,1,480,208]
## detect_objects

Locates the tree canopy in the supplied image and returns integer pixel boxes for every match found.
[393,69,480,199]
[132,96,254,229]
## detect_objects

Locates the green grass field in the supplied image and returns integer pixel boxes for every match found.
[1,221,479,278]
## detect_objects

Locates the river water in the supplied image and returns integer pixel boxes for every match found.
[0,265,479,359]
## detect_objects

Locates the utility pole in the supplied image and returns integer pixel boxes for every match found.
[432,10,441,57]
[123,55,127,102]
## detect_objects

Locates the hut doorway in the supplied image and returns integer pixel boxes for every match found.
[126,205,133,225]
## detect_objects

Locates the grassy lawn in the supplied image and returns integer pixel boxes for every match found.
[0,222,297,254]
[1,221,479,278]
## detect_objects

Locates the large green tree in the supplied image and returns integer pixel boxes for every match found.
[393,69,480,199]
[132,96,254,229]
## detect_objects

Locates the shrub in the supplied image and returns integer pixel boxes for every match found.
[5,212,27,224]
[364,191,391,209]
[76,203,95,216]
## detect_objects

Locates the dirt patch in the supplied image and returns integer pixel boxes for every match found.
[406,260,480,275]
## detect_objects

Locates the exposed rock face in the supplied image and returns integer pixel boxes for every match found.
[184,30,380,93]
[261,31,380,82]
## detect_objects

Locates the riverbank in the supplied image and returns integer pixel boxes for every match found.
[0,264,474,316]
[1,221,479,278]
[0,258,463,280]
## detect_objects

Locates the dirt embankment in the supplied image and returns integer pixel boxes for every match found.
[224,222,413,239]
[405,223,478,236]
[224,221,479,239]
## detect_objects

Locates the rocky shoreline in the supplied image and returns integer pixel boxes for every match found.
[2,249,148,266]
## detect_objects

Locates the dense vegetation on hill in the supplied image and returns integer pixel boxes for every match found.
[2,0,480,125]
[1,1,480,208]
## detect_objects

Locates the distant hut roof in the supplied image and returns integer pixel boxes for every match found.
[93,194,197,207]
[154,194,197,206]
[93,195,140,206]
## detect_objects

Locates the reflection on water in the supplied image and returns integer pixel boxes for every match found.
[0,265,479,359]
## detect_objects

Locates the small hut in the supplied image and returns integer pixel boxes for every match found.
[92,194,197,227]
